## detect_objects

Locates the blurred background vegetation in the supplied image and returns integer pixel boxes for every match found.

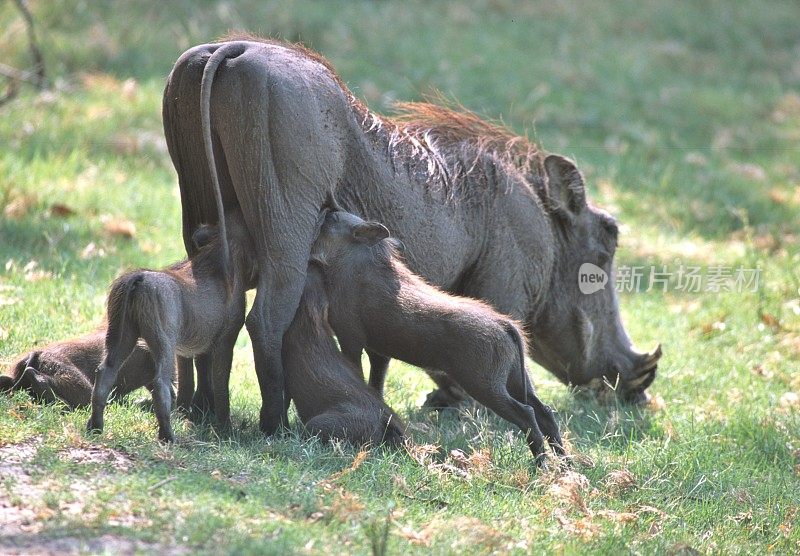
[2,0,799,235]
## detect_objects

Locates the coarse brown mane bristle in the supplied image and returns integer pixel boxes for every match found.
[384,97,544,193]
[393,98,542,173]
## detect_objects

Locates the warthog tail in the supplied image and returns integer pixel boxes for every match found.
[105,273,144,368]
[200,43,246,297]
[505,322,531,406]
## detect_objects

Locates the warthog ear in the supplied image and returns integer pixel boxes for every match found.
[544,155,587,217]
[352,222,390,246]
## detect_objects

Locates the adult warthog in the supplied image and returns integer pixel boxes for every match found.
[162,36,661,435]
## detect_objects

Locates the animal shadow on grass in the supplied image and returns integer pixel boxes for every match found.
[174,408,339,450]
[402,402,565,467]
[175,412,407,480]
[561,390,658,453]
[406,389,657,460]
[176,408,258,445]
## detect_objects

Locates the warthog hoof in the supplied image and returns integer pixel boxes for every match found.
[533,453,549,470]
[259,409,287,437]
[158,429,176,443]
[86,418,103,435]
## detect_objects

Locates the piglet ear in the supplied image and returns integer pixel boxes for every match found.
[192,224,216,249]
[391,238,406,253]
[352,222,390,246]
[309,250,327,267]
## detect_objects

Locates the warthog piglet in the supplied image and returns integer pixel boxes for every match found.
[282,263,405,446]
[0,328,181,408]
[312,209,564,464]
[87,212,255,442]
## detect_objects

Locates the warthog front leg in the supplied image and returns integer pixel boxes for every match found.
[339,340,365,381]
[209,330,239,431]
[190,353,215,420]
[366,350,390,396]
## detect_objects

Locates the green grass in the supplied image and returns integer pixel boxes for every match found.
[1,0,799,553]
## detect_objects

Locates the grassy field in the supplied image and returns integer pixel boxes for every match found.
[1,0,799,553]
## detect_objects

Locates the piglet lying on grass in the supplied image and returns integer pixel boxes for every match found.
[0,328,187,409]
[283,263,405,447]
[87,212,256,442]
[312,209,564,464]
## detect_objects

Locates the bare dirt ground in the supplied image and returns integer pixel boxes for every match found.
[0,437,185,555]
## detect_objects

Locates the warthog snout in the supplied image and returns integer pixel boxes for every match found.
[615,343,662,404]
